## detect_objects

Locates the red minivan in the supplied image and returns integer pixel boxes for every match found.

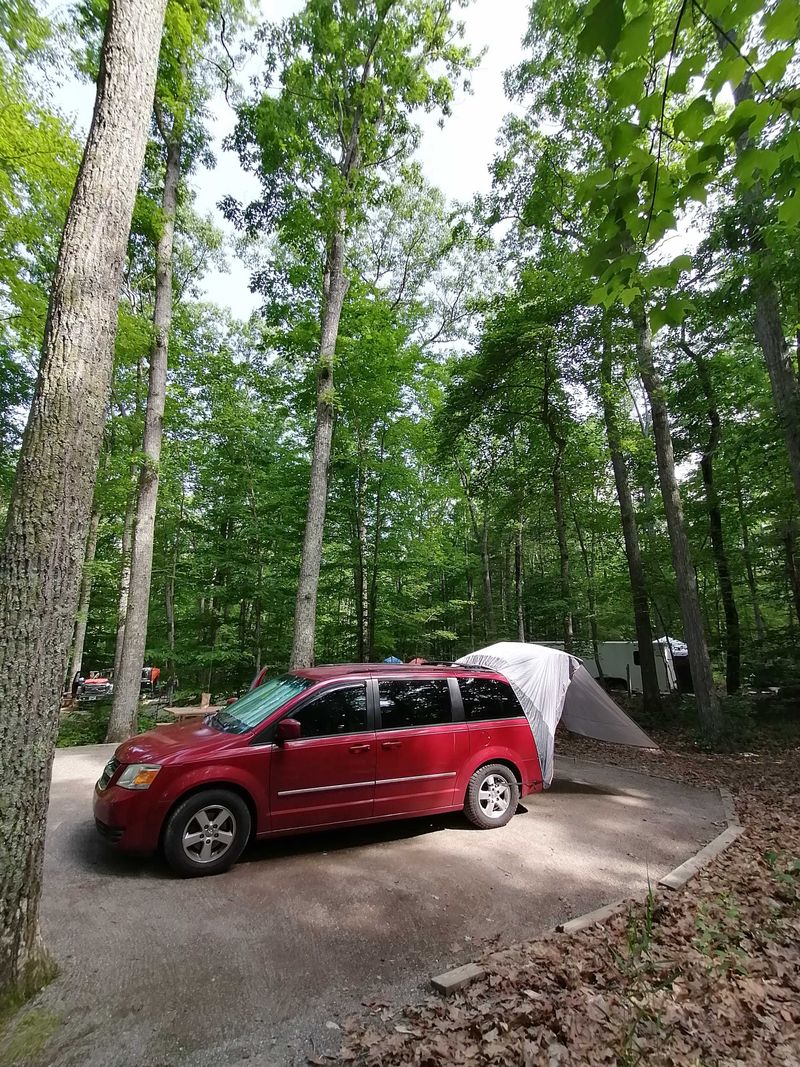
[93,664,543,877]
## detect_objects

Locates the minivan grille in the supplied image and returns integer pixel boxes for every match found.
[98,757,120,791]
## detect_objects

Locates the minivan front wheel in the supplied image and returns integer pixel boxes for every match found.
[163,788,251,877]
[464,763,519,829]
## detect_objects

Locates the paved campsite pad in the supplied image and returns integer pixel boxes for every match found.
[26,746,724,1066]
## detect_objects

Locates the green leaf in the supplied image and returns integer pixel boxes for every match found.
[671,51,706,95]
[673,95,715,139]
[619,287,640,307]
[760,46,794,85]
[615,10,651,60]
[764,0,799,41]
[609,120,642,158]
[777,195,800,226]
[735,147,781,184]
[650,306,669,333]
[638,91,662,126]
[609,63,648,108]
[577,0,626,60]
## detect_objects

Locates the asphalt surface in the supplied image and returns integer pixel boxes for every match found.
[21,744,724,1066]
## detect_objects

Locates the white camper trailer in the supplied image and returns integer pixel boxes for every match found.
[582,640,678,695]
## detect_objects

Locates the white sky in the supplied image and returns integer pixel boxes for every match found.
[52,0,530,320]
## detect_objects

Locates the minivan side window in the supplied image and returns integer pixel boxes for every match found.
[459,677,526,722]
[378,679,451,730]
[291,683,368,739]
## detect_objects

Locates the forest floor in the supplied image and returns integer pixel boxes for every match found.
[335,701,800,1066]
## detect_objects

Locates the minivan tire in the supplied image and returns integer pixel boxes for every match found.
[163,788,251,877]
[464,763,519,829]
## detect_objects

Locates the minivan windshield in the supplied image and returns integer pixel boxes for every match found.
[206,674,312,734]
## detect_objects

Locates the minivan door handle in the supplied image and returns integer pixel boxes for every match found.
[348,743,371,753]
[381,740,402,750]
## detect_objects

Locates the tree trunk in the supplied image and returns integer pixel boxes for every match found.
[570,492,602,680]
[290,226,348,668]
[515,522,525,642]
[0,0,166,1001]
[107,129,183,742]
[783,525,800,631]
[367,425,386,660]
[725,68,800,506]
[541,348,572,651]
[599,339,661,710]
[732,453,765,642]
[631,300,723,740]
[680,335,741,694]
[67,507,100,688]
[113,478,136,681]
[353,459,369,661]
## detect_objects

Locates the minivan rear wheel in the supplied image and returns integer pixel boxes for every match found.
[163,788,251,877]
[464,763,519,829]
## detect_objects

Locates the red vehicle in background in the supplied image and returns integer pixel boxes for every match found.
[94,662,542,877]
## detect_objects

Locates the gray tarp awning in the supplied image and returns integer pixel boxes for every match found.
[456,642,657,786]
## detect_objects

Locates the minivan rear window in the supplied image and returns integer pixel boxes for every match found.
[378,679,451,729]
[459,677,526,722]
[207,674,311,733]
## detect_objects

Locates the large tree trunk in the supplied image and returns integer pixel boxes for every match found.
[0,0,165,1001]
[599,339,661,709]
[631,301,723,740]
[107,129,182,742]
[680,336,741,694]
[290,227,348,668]
[67,507,100,688]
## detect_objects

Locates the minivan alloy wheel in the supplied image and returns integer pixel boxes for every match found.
[182,804,237,864]
[478,773,511,819]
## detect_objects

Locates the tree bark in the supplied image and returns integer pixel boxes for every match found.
[67,507,100,688]
[353,455,369,661]
[113,475,136,681]
[0,0,166,1001]
[631,300,723,740]
[783,525,800,631]
[107,128,183,742]
[290,225,348,668]
[599,339,661,710]
[515,522,525,642]
[732,452,765,642]
[679,335,741,694]
[724,67,800,506]
[541,347,572,651]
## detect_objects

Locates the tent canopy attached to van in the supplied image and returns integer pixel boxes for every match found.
[456,641,657,786]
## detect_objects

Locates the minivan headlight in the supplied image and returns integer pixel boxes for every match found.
[117,764,161,790]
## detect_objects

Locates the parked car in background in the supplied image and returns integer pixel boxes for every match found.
[79,670,114,701]
[94,663,543,877]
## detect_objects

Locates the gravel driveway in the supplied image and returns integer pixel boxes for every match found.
[17,744,724,1066]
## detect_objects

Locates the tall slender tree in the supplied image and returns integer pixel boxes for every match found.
[106,0,230,740]
[228,0,475,667]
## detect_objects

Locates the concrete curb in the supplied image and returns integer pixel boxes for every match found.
[430,780,744,995]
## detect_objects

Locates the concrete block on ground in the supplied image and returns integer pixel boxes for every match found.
[659,824,745,891]
[557,897,635,934]
[431,962,485,995]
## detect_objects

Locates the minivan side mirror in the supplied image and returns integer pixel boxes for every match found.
[275,718,301,744]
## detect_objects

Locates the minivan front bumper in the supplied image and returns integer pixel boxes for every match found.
[93,782,161,853]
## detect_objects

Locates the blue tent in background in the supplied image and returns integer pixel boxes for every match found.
[383,656,402,663]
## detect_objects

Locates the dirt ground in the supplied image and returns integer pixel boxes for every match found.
[1,744,725,1067]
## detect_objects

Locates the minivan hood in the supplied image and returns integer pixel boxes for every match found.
[115,719,240,765]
